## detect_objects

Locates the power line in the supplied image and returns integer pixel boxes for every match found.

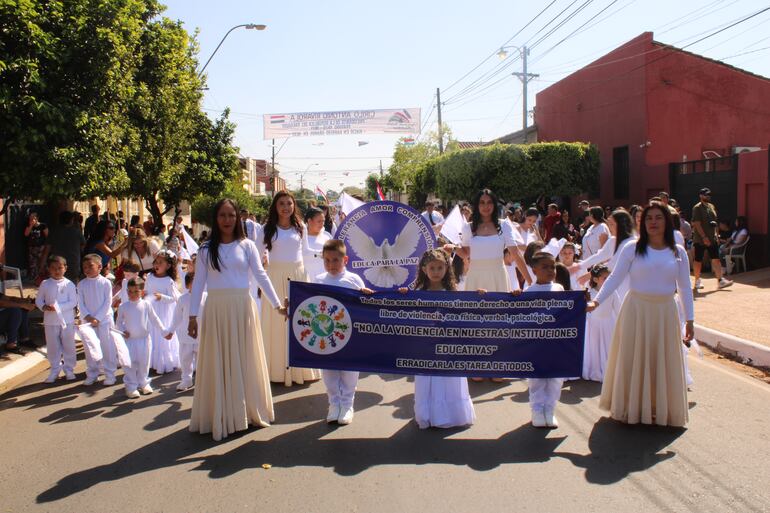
[529,0,597,51]
[523,0,583,47]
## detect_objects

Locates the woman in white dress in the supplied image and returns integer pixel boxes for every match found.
[260,191,321,386]
[188,199,286,441]
[588,203,694,427]
[578,209,637,300]
[302,207,333,282]
[581,206,610,259]
[122,228,161,276]
[445,189,528,382]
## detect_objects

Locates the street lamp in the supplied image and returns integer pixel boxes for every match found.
[496,45,539,133]
[198,23,266,78]
[299,163,319,195]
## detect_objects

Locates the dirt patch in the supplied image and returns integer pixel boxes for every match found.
[702,345,770,385]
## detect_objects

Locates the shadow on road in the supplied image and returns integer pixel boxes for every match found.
[555,416,685,484]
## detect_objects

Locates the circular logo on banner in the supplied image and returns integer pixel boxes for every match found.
[335,201,437,290]
[292,296,352,355]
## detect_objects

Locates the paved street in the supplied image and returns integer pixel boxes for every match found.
[1,353,769,513]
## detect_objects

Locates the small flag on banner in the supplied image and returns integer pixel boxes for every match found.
[375,181,386,201]
[401,137,415,146]
[315,186,328,204]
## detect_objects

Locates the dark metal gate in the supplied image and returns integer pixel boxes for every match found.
[669,156,737,222]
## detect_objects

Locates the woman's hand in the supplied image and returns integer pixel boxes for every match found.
[586,301,598,313]
[441,243,455,254]
[510,289,523,296]
[684,320,694,343]
[476,288,487,295]
[188,317,198,338]
[360,287,375,295]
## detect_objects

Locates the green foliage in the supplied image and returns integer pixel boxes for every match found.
[190,178,270,226]
[365,174,380,201]
[0,0,162,202]
[433,142,600,202]
[341,186,364,198]
[409,158,439,208]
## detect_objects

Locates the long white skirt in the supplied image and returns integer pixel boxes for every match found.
[414,375,475,429]
[190,289,274,441]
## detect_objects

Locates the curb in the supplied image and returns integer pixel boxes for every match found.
[0,346,49,396]
[695,324,770,368]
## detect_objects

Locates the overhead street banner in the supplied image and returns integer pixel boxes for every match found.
[288,282,587,379]
[263,108,421,139]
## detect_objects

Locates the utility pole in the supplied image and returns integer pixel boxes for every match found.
[511,45,539,133]
[271,138,276,195]
[436,87,444,154]
[379,160,383,178]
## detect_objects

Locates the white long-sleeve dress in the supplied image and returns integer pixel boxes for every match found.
[145,273,181,374]
[189,238,281,441]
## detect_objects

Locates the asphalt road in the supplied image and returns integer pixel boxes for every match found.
[1,354,769,513]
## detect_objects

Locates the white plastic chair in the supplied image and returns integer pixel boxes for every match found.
[0,265,24,297]
[725,235,750,274]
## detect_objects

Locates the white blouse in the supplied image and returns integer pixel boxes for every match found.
[259,226,309,263]
[303,230,333,281]
[460,221,517,261]
[122,239,161,272]
[582,222,610,259]
[190,239,281,315]
[595,242,694,320]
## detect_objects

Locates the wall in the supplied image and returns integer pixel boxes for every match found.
[535,33,650,207]
[737,149,769,267]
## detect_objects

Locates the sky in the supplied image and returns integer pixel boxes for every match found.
[162,0,770,192]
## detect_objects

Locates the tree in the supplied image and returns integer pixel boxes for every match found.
[341,186,365,198]
[365,174,380,201]
[0,0,160,210]
[191,177,271,226]
[125,17,203,228]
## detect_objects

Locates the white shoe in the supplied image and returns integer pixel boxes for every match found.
[103,377,116,386]
[83,376,98,386]
[125,389,140,399]
[139,384,153,395]
[531,408,547,428]
[65,372,76,381]
[176,381,192,392]
[326,404,341,423]
[44,373,58,384]
[338,406,354,425]
[544,407,559,428]
[694,278,703,289]
[718,278,734,289]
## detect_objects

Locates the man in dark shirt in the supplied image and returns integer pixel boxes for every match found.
[83,204,100,241]
[691,188,732,290]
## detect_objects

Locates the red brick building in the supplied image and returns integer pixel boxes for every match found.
[535,32,770,266]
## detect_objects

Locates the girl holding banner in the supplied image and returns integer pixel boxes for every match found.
[444,189,530,382]
[588,203,694,427]
[261,191,322,386]
[188,198,286,441]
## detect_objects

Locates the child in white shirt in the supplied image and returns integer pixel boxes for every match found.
[314,240,374,425]
[116,276,167,398]
[112,259,141,309]
[78,254,117,386]
[525,251,566,428]
[165,273,206,392]
[35,255,78,382]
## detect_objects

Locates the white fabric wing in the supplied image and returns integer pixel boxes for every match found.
[346,224,382,261]
[110,330,132,368]
[76,324,103,361]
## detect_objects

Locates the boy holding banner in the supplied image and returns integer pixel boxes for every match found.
[314,240,374,425]
[525,251,566,429]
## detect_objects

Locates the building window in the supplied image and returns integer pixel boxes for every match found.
[613,146,629,200]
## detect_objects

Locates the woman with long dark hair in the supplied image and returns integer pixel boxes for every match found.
[84,219,128,275]
[588,203,694,427]
[188,198,285,441]
[581,206,610,259]
[579,209,636,285]
[260,190,321,386]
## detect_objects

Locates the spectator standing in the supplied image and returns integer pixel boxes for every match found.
[24,212,48,283]
[421,201,445,234]
[83,204,100,241]
[691,188,732,290]
[542,203,561,241]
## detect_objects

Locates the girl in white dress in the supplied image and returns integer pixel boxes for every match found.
[302,207,333,282]
[588,203,694,427]
[583,264,619,382]
[145,250,180,374]
[581,206,610,259]
[404,249,475,429]
[260,191,321,386]
[444,189,528,382]
[188,199,286,441]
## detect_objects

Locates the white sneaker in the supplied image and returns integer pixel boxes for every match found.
[718,278,734,289]
[139,384,154,395]
[544,407,559,428]
[338,406,354,425]
[65,372,76,381]
[103,377,116,386]
[326,404,341,423]
[44,373,58,384]
[125,389,140,399]
[531,408,547,428]
[176,381,192,392]
[83,376,98,386]
[694,278,703,289]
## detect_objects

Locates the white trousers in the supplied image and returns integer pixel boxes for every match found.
[179,343,198,386]
[322,370,359,408]
[84,324,116,380]
[528,378,564,410]
[44,325,76,375]
[123,337,151,391]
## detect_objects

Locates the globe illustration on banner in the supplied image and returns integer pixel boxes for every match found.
[292,296,352,355]
[334,201,437,290]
